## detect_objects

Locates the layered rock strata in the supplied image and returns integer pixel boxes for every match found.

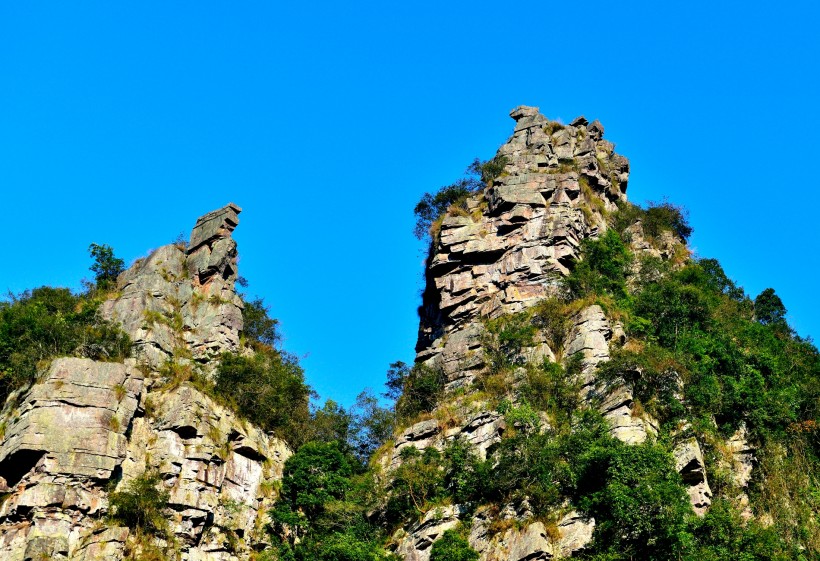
[0,204,290,561]
[417,107,629,388]
[393,107,712,560]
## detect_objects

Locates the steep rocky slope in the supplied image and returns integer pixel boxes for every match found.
[0,204,290,561]
[385,107,738,560]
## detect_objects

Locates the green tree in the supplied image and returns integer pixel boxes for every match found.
[0,287,131,404]
[277,441,355,521]
[566,230,631,299]
[754,288,787,327]
[413,156,507,240]
[88,243,125,290]
[241,297,280,348]
[214,349,311,446]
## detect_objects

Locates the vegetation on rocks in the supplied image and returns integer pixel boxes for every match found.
[0,286,131,406]
[108,471,171,537]
[413,156,507,240]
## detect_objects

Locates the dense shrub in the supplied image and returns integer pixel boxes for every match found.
[643,199,693,241]
[386,361,446,421]
[482,312,538,373]
[521,355,583,430]
[596,346,686,424]
[686,499,795,561]
[386,446,446,521]
[753,288,787,327]
[612,199,693,242]
[0,287,131,404]
[566,230,631,300]
[108,471,170,536]
[271,441,394,561]
[241,297,280,347]
[214,349,311,446]
[430,530,479,561]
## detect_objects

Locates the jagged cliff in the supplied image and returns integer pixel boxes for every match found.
[0,204,290,561]
[0,107,814,561]
[384,107,752,560]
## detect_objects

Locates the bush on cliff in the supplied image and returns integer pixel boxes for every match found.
[108,470,170,536]
[566,229,631,300]
[0,286,131,405]
[429,529,479,561]
[88,242,126,291]
[413,156,507,240]
[214,349,312,446]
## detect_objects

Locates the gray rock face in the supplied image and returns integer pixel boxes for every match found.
[673,437,713,515]
[102,203,244,374]
[393,108,710,560]
[0,204,291,561]
[416,107,629,386]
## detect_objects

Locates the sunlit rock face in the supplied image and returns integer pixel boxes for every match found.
[416,107,628,389]
[391,107,713,561]
[0,204,291,561]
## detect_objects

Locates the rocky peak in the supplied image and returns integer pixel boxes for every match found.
[187,202,242,285]
[416,106,629,387]
[0,204,290,561]
[102,203,245,374]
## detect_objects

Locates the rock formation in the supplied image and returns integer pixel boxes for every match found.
[390,107,711,559]
[0,204,290,561]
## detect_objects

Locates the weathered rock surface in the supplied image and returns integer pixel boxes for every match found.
[0,204,291,561]
[393,108,713,560]
[102,203,244,374]
[416,107,629,387]
[673,437,713,515]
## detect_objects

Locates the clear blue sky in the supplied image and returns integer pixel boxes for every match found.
[2,1,818,407]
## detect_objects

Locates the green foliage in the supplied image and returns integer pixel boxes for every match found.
[530,298,572,358]
[349,390,395,461]
[413,156,507,240]
[413,179,475,239]
[108,471,170,536]
[521,355,583,430]
[277,441,355,521]
[596,346,686,425]
[487,411,610,512]
[271,441,395,561]
[241,297,280,348]
[213,349,311,446]
[686,499,796,561]
[88,242,125,290]
[307,391,395,463]
[566,229,631,300]
[387,361,446,421]
[429,529,479,561]
[497,399,540,432]
[754,288,787,327]
[482,312,537,373]
[0,287,131,405]
[644,199,693,241]
[386,446,446,521]
[633,267,714,348]
[612,199,693,242]
[575,441,692,560]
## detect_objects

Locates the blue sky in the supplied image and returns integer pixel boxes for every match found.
[2,1,818,406]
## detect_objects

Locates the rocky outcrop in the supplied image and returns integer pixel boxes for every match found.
[392,108,712,560]
[417,107,629,388]
[102,203,244,374]
[0,204,291,561]
[673,437,713,515]
[394,506,593,561]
